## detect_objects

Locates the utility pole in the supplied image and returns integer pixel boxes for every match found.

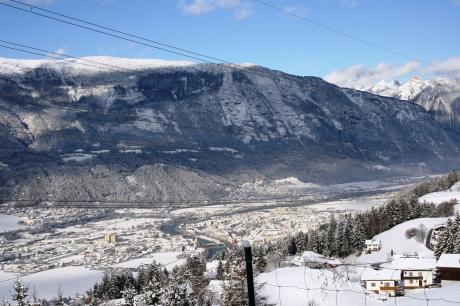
[243,240,256,306]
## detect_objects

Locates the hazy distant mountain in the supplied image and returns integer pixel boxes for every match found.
[365,77,460,130]
[1,57,459,203]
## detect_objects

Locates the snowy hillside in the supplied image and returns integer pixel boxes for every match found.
[420,182,460,209]
[0,267,103,301]
[358,218,446,264]
[256,266,460,306]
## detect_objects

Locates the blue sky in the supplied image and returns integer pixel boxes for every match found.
[1,0,459,85]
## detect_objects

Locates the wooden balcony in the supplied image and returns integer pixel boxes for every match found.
[380,286,398,291]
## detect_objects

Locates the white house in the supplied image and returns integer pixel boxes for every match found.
[361,268,401,296]
[364,240,381,253]
[383,257,436,288]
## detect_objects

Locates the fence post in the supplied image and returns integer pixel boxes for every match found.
[243,240,256,306]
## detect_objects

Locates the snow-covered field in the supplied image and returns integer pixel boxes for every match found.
[419,182,460,212]
[308,195,388,211]
[256,266,460,306]
[358,218,446,264]
[0,267,103,302]
[0,213,24,232]
[112,252,185,270]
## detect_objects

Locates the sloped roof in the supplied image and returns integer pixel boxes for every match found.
[361,268,401,281]
[437,254,460,268]
[382,257,436,271]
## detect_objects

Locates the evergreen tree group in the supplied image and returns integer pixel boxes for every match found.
[250,171,460,260]
[90,255,210,305]
[434,213,460,259]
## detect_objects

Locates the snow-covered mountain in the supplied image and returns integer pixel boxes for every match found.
[365,77,460,129]
[1,57,460,203]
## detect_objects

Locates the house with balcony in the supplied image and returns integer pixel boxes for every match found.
[361,268,401,296]
[383,257,436,289]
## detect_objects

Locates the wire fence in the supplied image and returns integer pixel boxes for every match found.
[253,259,460,306]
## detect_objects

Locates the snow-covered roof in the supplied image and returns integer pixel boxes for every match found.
[365,240,381,245]
[382,257,436,271]
[361,268,401,281]
[437,254,460,268]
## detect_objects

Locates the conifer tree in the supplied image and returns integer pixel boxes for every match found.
[294,231,308,253]
[142,268,163,305]
[350,218,366,252]
[122,284,137,306]
[162,274,190,306]
[253,249,267,274]
[182,256,209,305]
[216,260,225,280]
[222,248,247,306]
[287,237,297,256]
[54,286,65,306]
[454,214,460,253]
[11,279,28,306]
[324,216,337,257]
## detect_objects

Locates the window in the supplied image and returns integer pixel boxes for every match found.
[371,282,376,287]
[418,272,422,276]
[384,282,391,286]
[409,279,413,284]
[409,272,413,276]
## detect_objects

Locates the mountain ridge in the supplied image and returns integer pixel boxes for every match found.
[365,76,460,130]
[1,57,459,203]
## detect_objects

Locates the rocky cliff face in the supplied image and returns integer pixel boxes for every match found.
[0,57,459,203]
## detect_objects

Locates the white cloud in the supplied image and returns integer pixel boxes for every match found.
[23,0,56,5]
[324,56,460,89]
[283,5,309,17]
[234,6,253,20]
[178,0,240,15]
[53,48,66,55]
[425,56,460,78]
[324,61,420,89]
[177,0,251,19]
[47,47,67,57]
[340,0,359,7]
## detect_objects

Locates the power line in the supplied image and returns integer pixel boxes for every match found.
[1,43,460,159]
[7,0,243,68]
[253,0,439,69]
[0,41,272,138]
[0,40,301,138]
[2,43,460,156]
[0,0,301,84]
[0,43,117,72]
[0,39,140,74]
